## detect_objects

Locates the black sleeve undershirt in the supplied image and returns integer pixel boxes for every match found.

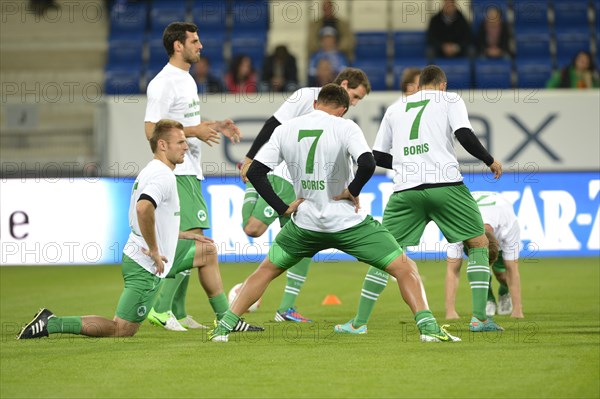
[138,194,157,209]
[348,152,376,197]
[246,160,289,215]
[373,150,393,169]
[454,128,494,166]
[245,116,282,159]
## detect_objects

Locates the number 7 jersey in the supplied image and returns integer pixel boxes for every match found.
[254,109,372,233]
[373,90,474,191]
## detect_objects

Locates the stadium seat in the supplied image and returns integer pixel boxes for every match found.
[552,0,590,28]
[107,36,144,67]
[555,28,592,62]
[197,31,227,65]
[393,31,427,60]
[514,0,549,29]
[192,1,228,31]
[355,32,388,61]
[474,58,512,89]
[231,0,269,31]
[352,60,388,91]
[147,38,168,69]
[470,0,510,33]
[104,70,142,95]
[515,57,553,88]
[434,59,472,89]
[514,28,552,59]
[109,2,148,36]
[392,57,428,90]
[149,3,187,36]
[230,30,267,71]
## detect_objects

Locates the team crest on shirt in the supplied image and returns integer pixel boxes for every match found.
[264,206,274,218]
[197,210,207,221]
[137,306,147,317]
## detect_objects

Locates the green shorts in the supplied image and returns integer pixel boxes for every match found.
[383,183,484,246]
[177,175,210,230]
[247,175,296,227]
[492,251,506,273]
[269,215,404,270]
[166,239,197,277]
[115,255,163,323]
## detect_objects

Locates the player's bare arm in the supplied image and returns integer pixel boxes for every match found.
[137,199,167,275]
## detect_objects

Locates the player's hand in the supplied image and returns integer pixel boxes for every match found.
[282,198,304,217]
[240,157,253,183]
[142,248,167,275]
[215,119,242,144]
[334,188,360,213]
[489,160,502,179]
[196,122,221,147]
[178,231,215,244]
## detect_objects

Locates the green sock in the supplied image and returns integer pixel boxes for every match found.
[218,310,240,333]
[242,184,258,226]
[172,271,190,319]
[209,293,229,320]
[487,277,497,302]
[467,247,490,321]
[153,273,185,313]
[498,282,509,296]
[47,316,82,335]
[414,310,440,334]
[354,266,389,326]
[277,258,311,312]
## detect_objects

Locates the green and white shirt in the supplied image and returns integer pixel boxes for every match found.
[145,63,203,179]
[373,90,473,191]
[255,109,371,233]
[124,160,180,277]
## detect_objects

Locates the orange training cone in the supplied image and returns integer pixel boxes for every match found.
[322,294,342,305]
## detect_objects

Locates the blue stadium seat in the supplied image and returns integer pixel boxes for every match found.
[352,60,388,91]
[192,1,228,31]
[474,58,512,89]
[110,2,148,36]
[515,57,553,88]
[471,0,510,33]
[514,0,549,29]
[198,31,227,65]
[104,70,142,95]
[392,57,428,90]
[434,59,472,89]
[231,0,269,31]
[147,38,168,69]
[107,36,144,67]
[393,31,427,60]
[355,32,388,61]
[149,3,187,36]
[555,28,591,62]
[230,30,266,71]
[552,0,589,28]
[515,28,551,58]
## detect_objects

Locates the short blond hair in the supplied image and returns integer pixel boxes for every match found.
[149,119,184,153]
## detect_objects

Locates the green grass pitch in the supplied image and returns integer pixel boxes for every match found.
[1,258,598,398]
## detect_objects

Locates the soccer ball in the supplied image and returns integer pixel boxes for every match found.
[228,283,262,313]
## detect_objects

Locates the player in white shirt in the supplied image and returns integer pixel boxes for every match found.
[209,84,460,343]
[335,65,504,334]
[16,120,214,339]
[143,22,261,333]
[238,68,371,323]
[446,191,524,319]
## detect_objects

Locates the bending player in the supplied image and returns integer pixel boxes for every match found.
[239,68,371,323]
[209,84,459,343]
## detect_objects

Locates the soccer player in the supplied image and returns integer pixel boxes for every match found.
[209,84,460,343]
[144,22,260,332]
[445,191,524,319]
[16,120,214,339]
[335,65,504,334]
[239,68,371,323]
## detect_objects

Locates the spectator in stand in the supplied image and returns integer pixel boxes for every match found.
[308,0,355,62]
[476,6,511,59]
[308,58,336,87]
[261,45,299,92]
[225,55,258,94]
[427,0,471,58]
[191,56,225,94]
[546,51,600,89]
[308,27,349,84]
